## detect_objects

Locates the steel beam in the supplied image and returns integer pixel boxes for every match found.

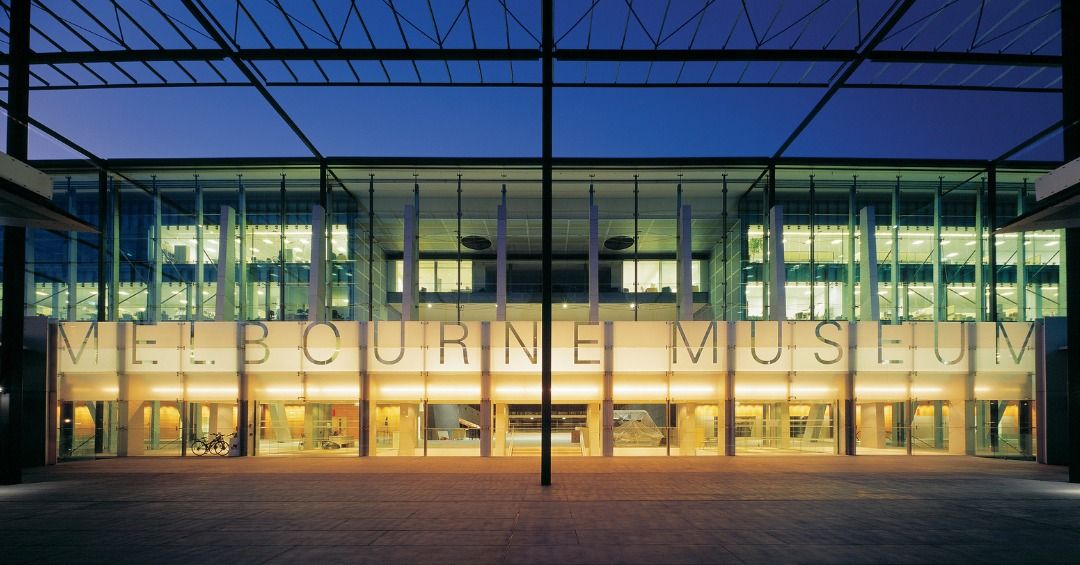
[8,48,1060,68]
[773,0,915,159]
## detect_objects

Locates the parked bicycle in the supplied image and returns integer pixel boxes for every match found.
[190,432,235,456]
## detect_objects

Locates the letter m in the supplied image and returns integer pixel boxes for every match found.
[672,321,718,364]
[59,322,99,365]
[995,322,1034,365]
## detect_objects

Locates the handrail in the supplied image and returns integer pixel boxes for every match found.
[62,435,95,457]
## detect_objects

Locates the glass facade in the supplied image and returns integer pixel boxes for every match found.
[6,163,1058,460]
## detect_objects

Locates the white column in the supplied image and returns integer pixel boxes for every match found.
[494,403,508,456]
[496,203,508,321]
[402,204,418,321]
[859,206,880,321]
[586,402,601,456]
[860,403,887,449]
[677,403,698,455]
[602,321,614,456]
[308,205,327,322]
[399,403,418,456]
[480,322,492,456]
[768,205,786,321]
[216,206,237,321]
[589,204,600,322]
[678,204,693,321]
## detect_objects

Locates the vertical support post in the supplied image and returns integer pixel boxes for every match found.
[309,205,327,322]
[541,0,553,486]
[1017,181,1028,321]
[768,205,786,321]
[1,0,29,485]
[602,322,614,456]
[678,204,693,321]
[1061,0,1080,482]
[480,322,492,456]
[933,178,945,322]
[721,175,729,321]
[368,175,376,321]
[456,175,463,322]
[194,175,204,321]
[891,177,901,322]
[588,185,599,322]
[319,162,328,209]
[402,205,418,321]
[278,174,287,321]
[987,166,998,321]
[97,170,108,322]
[809,175,816,319]
[109,177,120,321]
[844,322,856,455]
[216,206,237,321]
[496,184,508,321]
[66,178,78,322]
[765,164,776,318]
[359,321,370,456]
[149,176,162,323]
[237,176,248,321]
[846,177,857,322]
[725,321,736,455]
[633,175,639,320]
[859,206,880,321]
[975,178,987,321]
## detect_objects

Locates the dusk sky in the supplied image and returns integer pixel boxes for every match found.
[9,0,1065,162]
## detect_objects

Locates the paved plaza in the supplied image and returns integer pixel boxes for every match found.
[2,456,1079,564]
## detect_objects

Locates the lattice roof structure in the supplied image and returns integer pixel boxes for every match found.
[0,1,1069,166]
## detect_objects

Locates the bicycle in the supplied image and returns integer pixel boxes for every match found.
[190,432,234,456]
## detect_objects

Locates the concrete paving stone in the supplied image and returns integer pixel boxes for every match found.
[371,529,513,546]
[5,456,1080,564]
[171,529,385,546]
[269,544,509,564]
[508,529,579,545]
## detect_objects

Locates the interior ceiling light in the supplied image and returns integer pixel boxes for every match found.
[460,235,491,250]
[604,236,635,250]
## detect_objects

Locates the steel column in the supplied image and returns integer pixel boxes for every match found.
[194,175,204,320]
[216,206,237,321]
[66,179,78,321]
[987,166,998,321]
[809,175,816,319]
[1017,181,1028,321]
[891,177,901,322]
[721,175,729,320]
[97,170,107,322]
[496,184,508,321]
[109,177,120,321]
[1062,0,1080,483]
[933,178,945,322]
[150,177,162,323]
[1,0,29,485]
[541,0,553,486]
[278,175,287,321]
[975,178,986,321]
[847,177,857,322]
[859,207,880,321]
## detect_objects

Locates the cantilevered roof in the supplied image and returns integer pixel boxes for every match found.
[0,1,1069,165]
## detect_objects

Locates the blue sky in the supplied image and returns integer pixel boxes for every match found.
[22,84,1062,161]
[11,0,1066,162]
